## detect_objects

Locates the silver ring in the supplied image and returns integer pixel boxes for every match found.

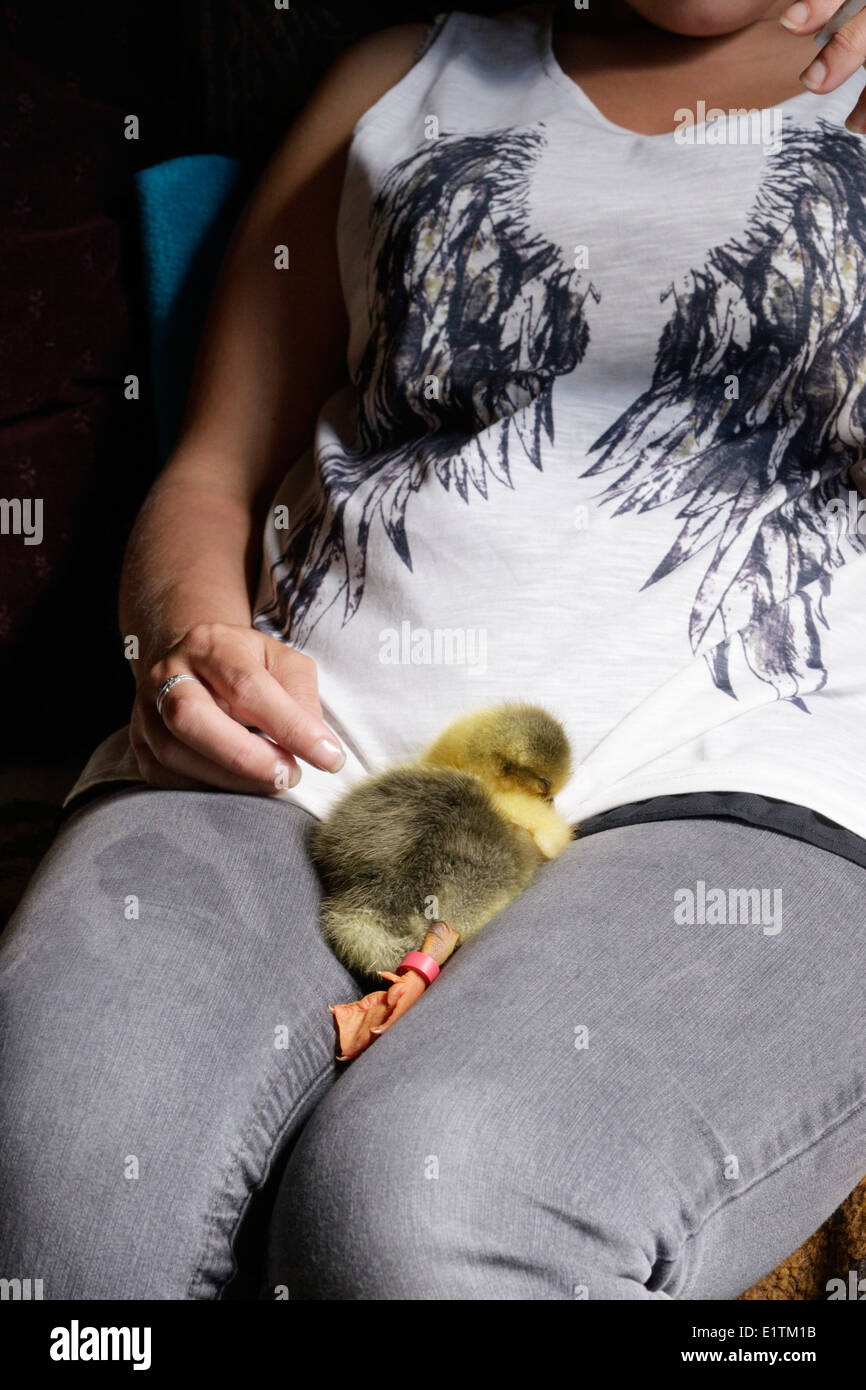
[156,673,200,719]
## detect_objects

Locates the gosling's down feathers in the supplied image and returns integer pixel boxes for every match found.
[308,702,575,980]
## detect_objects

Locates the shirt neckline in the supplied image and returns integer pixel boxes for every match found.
[539,0,831,141]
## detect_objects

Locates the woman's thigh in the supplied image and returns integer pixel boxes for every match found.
[269,817,866,1300]
[0,786,357,1300]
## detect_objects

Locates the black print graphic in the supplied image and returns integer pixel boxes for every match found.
[260,125,594,645]
[582,122,866,709]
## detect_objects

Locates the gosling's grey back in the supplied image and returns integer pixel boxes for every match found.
[308,764,542,978]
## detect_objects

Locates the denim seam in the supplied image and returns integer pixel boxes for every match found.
[186,1022,335,1299]
[672,1086,866,1299]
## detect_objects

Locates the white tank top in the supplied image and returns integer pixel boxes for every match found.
[71,4,866,837]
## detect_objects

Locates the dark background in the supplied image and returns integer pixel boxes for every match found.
[0,0,505,776]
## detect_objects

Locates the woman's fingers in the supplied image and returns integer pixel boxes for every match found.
[128,740,210,792]
[136,623,346,794]
[780,1,866,129]
[183,626,345,773]
[135,701,300,794]
[153,673,302,790]
[781,0,861,37]
[264,636,324,723]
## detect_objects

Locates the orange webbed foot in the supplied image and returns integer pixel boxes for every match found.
[328,921,460,1062]
[330,971,426,1060]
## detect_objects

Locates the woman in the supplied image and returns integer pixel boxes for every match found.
[2,0,866,1300]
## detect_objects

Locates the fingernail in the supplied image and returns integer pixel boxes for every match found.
[845,112,866,134]
[800,57,826,91]
[780,2,809,30]
[274,760,301,789]
[311,736,346,772]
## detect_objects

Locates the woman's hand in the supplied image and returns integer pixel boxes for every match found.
[130,622,346,793]
[780,1,866,131]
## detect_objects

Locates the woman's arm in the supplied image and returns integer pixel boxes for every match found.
[122,22,428,794]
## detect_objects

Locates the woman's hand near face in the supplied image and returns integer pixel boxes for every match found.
[780,1,866,130]
[130,624,345,793]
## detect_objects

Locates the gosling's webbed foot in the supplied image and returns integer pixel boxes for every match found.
[329,921,460,1061]
[330,970,427,1061]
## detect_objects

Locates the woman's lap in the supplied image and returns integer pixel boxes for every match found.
[2,790,865,1300]
[267,817,866,1300]
[0,785,355,1299]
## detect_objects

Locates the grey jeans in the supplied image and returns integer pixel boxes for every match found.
[1,785,865,1299]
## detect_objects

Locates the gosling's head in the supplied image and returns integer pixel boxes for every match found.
[451,702,572,801]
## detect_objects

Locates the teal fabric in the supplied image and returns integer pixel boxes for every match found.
[134,154,247,460]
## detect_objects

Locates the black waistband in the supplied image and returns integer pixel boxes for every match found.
[575,790,866,871]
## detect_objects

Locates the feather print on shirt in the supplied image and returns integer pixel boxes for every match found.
[581,121,866,711]
[258,125,596,646]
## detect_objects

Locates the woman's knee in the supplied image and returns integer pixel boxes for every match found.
[267,1064,680,1299]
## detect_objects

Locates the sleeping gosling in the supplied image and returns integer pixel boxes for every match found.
[308,700,575,981]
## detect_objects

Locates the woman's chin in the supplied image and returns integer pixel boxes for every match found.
[620,0,785,37]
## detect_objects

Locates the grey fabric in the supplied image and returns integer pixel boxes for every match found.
[578,790,866,873]
[0,786,357,1299]
[2,787,865,1300]
[268,818,866,1300]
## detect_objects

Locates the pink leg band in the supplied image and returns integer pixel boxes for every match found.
[395,951,440,987]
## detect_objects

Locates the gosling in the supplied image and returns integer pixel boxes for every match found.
[309,700,575,981]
